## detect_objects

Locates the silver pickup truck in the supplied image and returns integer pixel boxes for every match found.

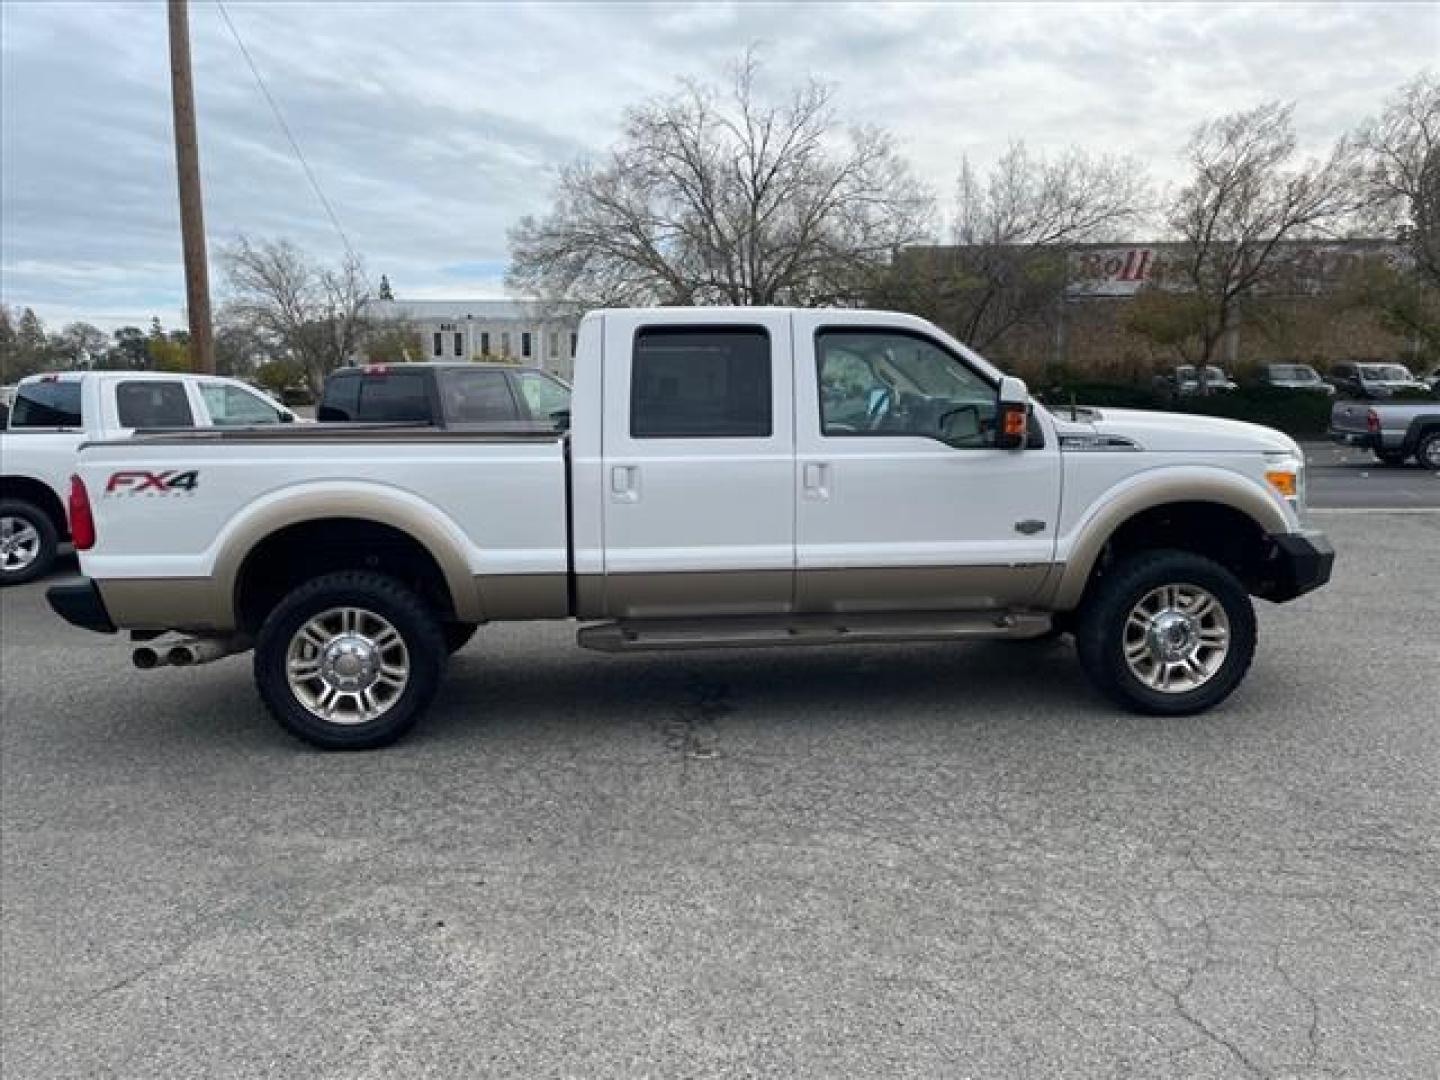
[1329,396,1440,467]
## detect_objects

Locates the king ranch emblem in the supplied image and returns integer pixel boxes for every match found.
[104,470,200,497]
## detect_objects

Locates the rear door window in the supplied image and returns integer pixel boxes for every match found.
[116,381,195,428]
[438,368,519,424]
[630,327,772,438]
[10,380,82,427]
[356,372,431,423]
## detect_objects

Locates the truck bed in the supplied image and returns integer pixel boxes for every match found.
[74,424,571,592]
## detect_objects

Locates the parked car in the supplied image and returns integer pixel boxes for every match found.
[1,370,298,585]
[1330,396,1440,467]
[1327,362,1432,398]
[318,362,571,430]
[1420,366,1440,392]
[1259,363,1334,395]
[1153,364,1238,397]
[50,307,1331,749]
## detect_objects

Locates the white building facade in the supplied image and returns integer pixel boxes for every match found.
[360,299,584,381]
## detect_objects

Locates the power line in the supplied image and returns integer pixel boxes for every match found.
[213,0,368,279]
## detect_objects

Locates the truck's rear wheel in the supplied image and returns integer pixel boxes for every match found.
[0,499,59,587]
[1076,550,1256,716]
[254,571,446,750]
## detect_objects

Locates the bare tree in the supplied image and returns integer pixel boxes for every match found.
[53,321,110,369]
[1355,71,1440,284]
[1157,102,1363,375]
[875,142,1151,351]
[220,236,370,389]
[508,54,933,307]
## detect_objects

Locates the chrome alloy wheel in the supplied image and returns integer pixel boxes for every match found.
[286,607,410,724]
[1122,583,1231,694]
[0,515,42,573]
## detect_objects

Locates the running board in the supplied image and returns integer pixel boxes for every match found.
[576,611,1053,653]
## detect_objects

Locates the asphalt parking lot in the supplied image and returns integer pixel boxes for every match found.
[2,508,1438,1079]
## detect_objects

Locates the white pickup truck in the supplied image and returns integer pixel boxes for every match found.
[1,370,298,585]
[48,308,1333,749]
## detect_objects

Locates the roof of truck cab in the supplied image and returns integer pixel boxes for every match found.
[16,370,237,385]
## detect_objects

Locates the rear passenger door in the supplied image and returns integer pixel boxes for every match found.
[599,312,794,618]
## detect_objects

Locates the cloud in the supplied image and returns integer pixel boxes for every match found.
[2,0,1434,330]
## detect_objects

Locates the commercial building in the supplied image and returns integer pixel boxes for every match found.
[360,299,583,381]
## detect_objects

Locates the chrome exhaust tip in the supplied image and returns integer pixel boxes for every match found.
[132,646,164,670]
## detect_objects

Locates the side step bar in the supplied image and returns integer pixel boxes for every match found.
[577,611,1053,653]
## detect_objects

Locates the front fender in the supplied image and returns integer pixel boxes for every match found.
[1049,465,1292,610]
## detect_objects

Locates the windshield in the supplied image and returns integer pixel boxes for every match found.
[1377,365,1414,381]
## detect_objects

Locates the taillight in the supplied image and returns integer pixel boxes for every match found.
[1366,409,1380,433]
[68,474,95,550]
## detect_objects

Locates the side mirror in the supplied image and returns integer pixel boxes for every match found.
[995,376,1029,450]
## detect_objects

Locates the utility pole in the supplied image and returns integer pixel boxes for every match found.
[167,0,215,373]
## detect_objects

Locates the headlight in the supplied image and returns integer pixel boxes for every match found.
[1264,453,1306,517]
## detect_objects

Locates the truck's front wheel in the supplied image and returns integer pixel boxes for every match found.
[1075,550,1256,716]
[254,571,446,750]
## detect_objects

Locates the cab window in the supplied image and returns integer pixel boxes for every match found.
[116,380,194,428]
[200,383,284,426]
[816,329,996,447]
[513,371,571,428]
[10,380,82,428]
[630,327,771,438]
[438,368,518,424]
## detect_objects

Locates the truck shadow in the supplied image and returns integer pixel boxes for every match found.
[417,636,1106,750]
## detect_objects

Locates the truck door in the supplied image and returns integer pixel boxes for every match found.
[792,313,1061,612]
[599,310,794,618]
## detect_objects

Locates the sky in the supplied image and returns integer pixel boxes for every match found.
[1,0,1436,331]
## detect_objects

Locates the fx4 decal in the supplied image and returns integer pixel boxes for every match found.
[104,470,200,495]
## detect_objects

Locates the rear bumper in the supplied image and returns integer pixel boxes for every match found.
[1259,530,1335,603]
[46,577,117,634]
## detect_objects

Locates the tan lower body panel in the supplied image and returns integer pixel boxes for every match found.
[474,573,569,620]
[796,563,1054,613]
[98,578,233,633]
[578,564,1057,620]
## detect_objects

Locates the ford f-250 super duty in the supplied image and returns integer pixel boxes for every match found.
[48,308,1334,749]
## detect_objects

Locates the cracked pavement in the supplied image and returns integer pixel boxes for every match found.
[2,512,1438,1078]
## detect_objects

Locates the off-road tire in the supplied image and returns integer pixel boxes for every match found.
[254,571,446,750]
[1075,549,1256,716]
[0,499,59,587]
